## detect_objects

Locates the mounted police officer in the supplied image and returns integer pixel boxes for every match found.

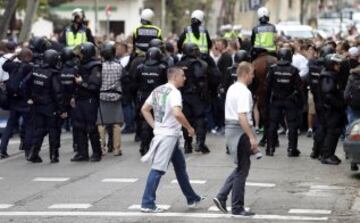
[308,46,334,159]
[250,7,277,60]
[266,48,304,157]
[71,42,102,162]
[59,8,94,48]
[318,54,346,165]
[134,47,167,155]
[177,43,210,154]
[26,49,66,163]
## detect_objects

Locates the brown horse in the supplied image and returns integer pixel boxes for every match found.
[252,52,277,145]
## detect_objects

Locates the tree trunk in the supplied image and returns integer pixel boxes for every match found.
[0,0,18,40]
[18,0,40,43]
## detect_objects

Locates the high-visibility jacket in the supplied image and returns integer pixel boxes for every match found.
[253,23,276,52]
[65,27,87,48]
[184,26,209,53]
[133,24,162,52]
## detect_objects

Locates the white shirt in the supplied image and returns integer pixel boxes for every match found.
[119,55,130,68]
[225,81,253,126]
[145,83,182,136]
[0,53,13,82]
[292,53,308,78]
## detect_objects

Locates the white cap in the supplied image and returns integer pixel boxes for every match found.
[257,7,269,18]
[220,24,232,31]
[191,10,204,23]
[141,8,154,22]
[233,25,242,31]
[349,47,359,57]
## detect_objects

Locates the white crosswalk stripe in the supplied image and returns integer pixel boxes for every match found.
[171,180,206,184]
[288,209,332,215]
[310,185,345,190]
[33,177,70,182]
[0,204,13,209]
[128,204,171,211]
[102,178,138,183]
[48,204,92,209]
[246,182,276,188]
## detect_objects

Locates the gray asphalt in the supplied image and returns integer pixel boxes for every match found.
[0,131,359,223]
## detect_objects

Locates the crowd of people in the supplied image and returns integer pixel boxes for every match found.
[0,5,360,215]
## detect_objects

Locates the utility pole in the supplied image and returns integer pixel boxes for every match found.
[94,0,99,35]
[161,0,166,34]
[19,0,40,42]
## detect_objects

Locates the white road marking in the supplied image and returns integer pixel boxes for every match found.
[0,204,13,209]
[0,211,329,221]
[351,189,360,211]
[171,180,206,184]
[288,209,332,215]
[9,139,21,145]
[128,204,171,211]
[303,189,332,197]
[246,182,276,188]
[0,177,3,180]
[310,185,345,190]
[48,204,92,209]
[102,178,138,183]
[208,206,250,212]
[33,177,70,182]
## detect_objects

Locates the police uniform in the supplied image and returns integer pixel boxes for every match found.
[134,54,167,155]
[26,52,65,163]
[266,61,303,156]
[71,58,102,162]
[133,24,162,53]
[60,24,94,48]
[177,52,210,154]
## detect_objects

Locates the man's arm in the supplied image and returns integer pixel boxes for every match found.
[173,106,195,137]
[141,102,155,129]
[238,113,258,152]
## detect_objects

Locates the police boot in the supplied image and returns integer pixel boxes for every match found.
[288,148,301,157]
[19,141,24,151]
[184,140,193,154]
[266,147,275,156]
[139,144,149,156]
[310,143,321,159]
[50,148,59,163]
[27,145,42,163]
[196,140,210,154]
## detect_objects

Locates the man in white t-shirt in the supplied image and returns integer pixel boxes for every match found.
[213,62,258,216]
[140,67,204,213]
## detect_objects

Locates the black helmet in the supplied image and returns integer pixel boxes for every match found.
[145,47,162,65]
[278,47,293,62]
[149,38,163,48]
[77,42,96,62]
[234,50,250,64]
[100,41,116,60]
[182,43,200,58]
[43,49,61,68]
[324,53,343,71]
[319,46,335,58]
[61,47,75,62]
[29,36,50,54]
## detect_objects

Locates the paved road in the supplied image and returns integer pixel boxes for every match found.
[0,132,359,223]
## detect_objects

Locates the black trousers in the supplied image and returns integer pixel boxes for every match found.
[216,134,252,213]
[321,109,345,158]
[267,99,298,151]
[312,104,326,156]
[182,93,207,145]
[73,98,101,158]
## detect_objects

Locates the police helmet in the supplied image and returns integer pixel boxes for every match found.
[141,8,154,22]
[182,43,200,58]
[149,38,163,48]
[72,8,85,22]
[191,10,204,23]
[29,36,51,54]
[234,50,250,64]
[278,47,293,62]
[257,7,269,23]
[43,49,61,68]
[78,42,96,62]
[100,41,116,60]
[324,53,343,70]
[319,46,335,58]
[61,47,75,62]
[145,47,162,65]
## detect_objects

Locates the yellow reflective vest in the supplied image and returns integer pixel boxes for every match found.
[184,26,209,53]
[65,27,87,48]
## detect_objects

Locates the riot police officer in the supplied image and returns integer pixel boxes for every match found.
[225,50,250,89]
[60,47,78,151]
[71,42,102,162]
[29,36,51,65]
[266,48,304,157]
[177,43,210,154]
[149,38,175,67]
[318,54,346,165]
[26,49,66,163]
[308,46,334,159]
[134,47,167,155]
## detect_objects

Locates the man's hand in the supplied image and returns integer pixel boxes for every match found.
[187,127,195,137]
[249,136,258,153]
[70,98,76,108]
[75,75,83,84]
[60,112,68,119]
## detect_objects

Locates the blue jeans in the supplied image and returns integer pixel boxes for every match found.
[141,146,200,209]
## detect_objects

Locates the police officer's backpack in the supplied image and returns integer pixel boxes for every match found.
[348,76,360,110]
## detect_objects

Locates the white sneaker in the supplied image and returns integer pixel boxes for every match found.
[140,207,165,213]
[188,196,207,208]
